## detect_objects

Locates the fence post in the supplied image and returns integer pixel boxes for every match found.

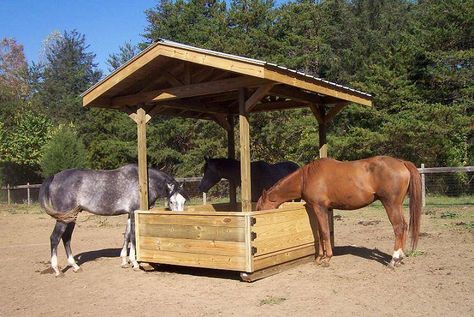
[421,163,426,207]
[202,192,207,205]
[7,184,11,205]
[27,182,31,205]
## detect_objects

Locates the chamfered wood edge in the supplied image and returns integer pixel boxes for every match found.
[240,254,315,282]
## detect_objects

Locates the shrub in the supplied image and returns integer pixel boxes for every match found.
[40,124,88,176]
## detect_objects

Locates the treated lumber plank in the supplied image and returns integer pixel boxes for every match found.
[139,249,246,271]
[139,236,246,257]
[136,108,149,210]
[138,214,245,228]
[241,254,315,282]
[139,223,246,242]
[112,76,270,107]
[252,207,312,227]
[252,243,317,271]
[264,68,372,107]
[245,83,274,112]
[270,85,321,104]
[239,88,252,212]
[253,231,316,256]
[158,45,265,78]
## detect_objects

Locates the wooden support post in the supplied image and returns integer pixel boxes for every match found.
[421,163,426,207]
[27,182,30,205]
[227,115,237,207]
[130,108,151,211]
[318,105,328,159]
[239,88,252,212]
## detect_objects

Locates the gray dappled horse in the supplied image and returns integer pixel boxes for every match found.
[39,164,186,277]
[198,157,300,202]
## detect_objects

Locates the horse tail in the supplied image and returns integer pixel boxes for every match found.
[403,161,422,251]
[39,176,81,224]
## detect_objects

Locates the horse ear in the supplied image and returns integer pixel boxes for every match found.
[204,156,209,162]
[167,183,174,192]
[178,182,184,190]
[262,189,267,198]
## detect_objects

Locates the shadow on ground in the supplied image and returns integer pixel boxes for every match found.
[334,245,391,265]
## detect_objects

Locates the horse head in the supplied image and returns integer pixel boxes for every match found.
[198,157,222,193]
[166,182,187,211]
[256,189,279,210]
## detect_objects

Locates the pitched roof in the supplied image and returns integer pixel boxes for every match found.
[82,39,372,120]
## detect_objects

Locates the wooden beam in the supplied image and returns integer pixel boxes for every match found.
[158,45,265,78]
[227,115,237,207]
[156,100,229,115]
[264,67,373,107]
[135,108,149,210]
[239,88,252,212]
[251,100,307,113]
[324,103,348,123]
[213,113,232,131]
[309,104,324,124]
[112,76,270,107]
[270,85,321,104]
[245,83,275,112]
[184,63,191,84]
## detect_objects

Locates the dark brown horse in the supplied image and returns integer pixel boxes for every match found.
[256,156,422,268]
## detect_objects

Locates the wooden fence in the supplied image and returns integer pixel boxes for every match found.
[1,166,473,206]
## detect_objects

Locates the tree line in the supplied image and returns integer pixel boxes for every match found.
[0,0,472,187]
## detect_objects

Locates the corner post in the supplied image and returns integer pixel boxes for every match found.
[130,107,151,211]
[227,115,237,207]
[239,88,252,212]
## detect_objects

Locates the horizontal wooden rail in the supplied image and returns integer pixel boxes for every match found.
[417,166,474,174]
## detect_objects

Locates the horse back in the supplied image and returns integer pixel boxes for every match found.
[304,156,410,208]
[45,165,141,215]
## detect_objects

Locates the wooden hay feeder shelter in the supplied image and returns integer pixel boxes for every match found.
[81,40,372,281]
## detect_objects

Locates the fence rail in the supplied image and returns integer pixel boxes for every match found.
[1,166,473,206]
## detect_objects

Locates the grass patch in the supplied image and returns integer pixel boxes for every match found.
[440,211,458,219]
[258,296,287,306]
[407,250,425,257]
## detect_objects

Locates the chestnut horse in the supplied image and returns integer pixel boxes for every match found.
[256,156,422,268]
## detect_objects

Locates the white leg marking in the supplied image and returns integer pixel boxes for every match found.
[129,242,139,270]
[120,219,131,267]
[67,255,81,271]
[51,254,61,276]
[389,248,404,268]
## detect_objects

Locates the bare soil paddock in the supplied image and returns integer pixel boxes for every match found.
[0,203,473,316]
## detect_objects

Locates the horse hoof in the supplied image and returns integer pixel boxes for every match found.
[73,267,83,273]
[321,261,330,268]
[55,272,65,278]
[121,263,130,269]
[315,257,323,265]
[133,266,140,272]
[387,262,396,270]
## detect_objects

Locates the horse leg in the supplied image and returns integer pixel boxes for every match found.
[310,205,325,265]
[50,221,67,277]
[381,200,408,268]
[120,217,131,268]
[310,204,333,267]
[62,222,81,272]
[129,211,140,271]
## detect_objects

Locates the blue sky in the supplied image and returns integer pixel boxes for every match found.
[0,0,157,73]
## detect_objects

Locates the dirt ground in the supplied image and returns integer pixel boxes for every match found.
[0,203,473,317]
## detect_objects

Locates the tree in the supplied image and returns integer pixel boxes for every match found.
[0,110,53,184]
[40,124,87,177]
[0,38,30,99]
[106,41,139,73]
[35,30,102,124]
